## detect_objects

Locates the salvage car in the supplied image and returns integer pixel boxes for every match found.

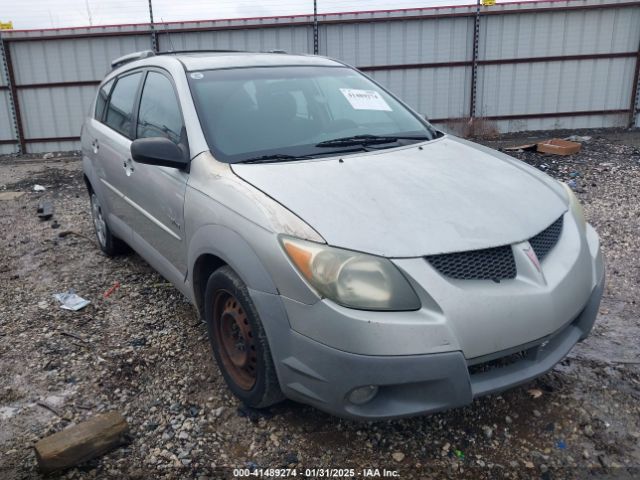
[81,50,604,420]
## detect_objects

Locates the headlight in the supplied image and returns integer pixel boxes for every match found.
[561,182,586,230]
[280,236,421,311]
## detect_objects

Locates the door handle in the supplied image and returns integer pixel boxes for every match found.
[91,139,99,154]
[123,158,135,176]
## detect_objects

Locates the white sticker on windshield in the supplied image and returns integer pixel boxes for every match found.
[190,72,204,79]
[339,88,392,111]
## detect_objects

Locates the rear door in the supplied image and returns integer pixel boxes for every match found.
[125,69,189,276]
[90,71,144,231]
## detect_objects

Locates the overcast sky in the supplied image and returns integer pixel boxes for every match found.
[1,0,540,30]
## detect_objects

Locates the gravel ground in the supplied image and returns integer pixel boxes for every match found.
[0,129,639,479]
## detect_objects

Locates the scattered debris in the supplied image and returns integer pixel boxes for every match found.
[0,406,19,420]
[60,331,87,343]
[564,135,592,142]
[609,358,640,365]
[51,220,60,229]
[502,143,537,152]
[129,337,147,347]
[53,289,90,311]
[536,138,582,155]
[36,401,69,421]
[37,200,54,220]
[33,184,46,192]
[527,388,543,399]
[391,452,405,462]
[0,191,25,201]
[34,412,129,473]
[103,281,121,299]
[42,152,55,160]
[57,230,96,243]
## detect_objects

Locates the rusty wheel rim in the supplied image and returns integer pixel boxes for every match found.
[213,290,257,390]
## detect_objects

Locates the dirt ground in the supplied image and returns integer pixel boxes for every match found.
[0,129,639,479]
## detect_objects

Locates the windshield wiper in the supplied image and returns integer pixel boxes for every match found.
[238,154,313,164]
[315,134,430,148]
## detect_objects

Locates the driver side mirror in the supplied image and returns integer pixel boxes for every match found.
[131,137,189,169]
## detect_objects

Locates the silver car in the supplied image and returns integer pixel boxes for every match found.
[81,50,604,420]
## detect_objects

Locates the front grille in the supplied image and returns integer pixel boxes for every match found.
[426,215,563,281]
[468,349,530,376]
[529,216,564,261]
[426,245,516,281]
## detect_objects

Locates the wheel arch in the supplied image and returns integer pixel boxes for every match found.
[192,253,227,319]
[189,224,278,319]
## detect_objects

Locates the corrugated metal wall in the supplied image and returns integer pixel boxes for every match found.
[476,2,640,132]
[1,0,639,153]
[157,25,313,54]
[0,39,17,154]
[321,16,474,120]
[8,34,152,152]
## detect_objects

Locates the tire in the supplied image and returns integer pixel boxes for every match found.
[89,191,129,257]
[204,266,284,408]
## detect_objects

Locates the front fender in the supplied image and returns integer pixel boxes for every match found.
[187,224,278,296]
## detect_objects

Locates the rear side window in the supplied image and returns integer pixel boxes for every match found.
[94,79,114,120]
[104,72,142,138]
[136,72,185,145]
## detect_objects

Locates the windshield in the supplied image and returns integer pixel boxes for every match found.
[187,65,437,163]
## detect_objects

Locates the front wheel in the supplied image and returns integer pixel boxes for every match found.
[204,266,283,408]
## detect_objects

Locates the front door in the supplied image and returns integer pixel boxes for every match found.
[123,70,189,276]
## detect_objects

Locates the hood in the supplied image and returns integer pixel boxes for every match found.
[231,136,568,257]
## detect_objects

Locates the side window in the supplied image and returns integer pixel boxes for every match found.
[136,72,185,145]
[94,78,114,121]
[104,72,142,138]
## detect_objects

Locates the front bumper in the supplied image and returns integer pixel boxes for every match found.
[252,271,604,420]
[250,213,604,419]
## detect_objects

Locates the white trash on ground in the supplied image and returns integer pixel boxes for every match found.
[564,135,592,142]
[52,289,90,311]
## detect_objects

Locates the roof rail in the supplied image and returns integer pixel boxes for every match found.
[156,49,247,55]
[111,50,155,69]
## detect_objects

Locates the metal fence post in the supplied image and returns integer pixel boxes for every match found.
[630,39,640,127]
[313,0,319,55]
[0,34,25,154]
[148,0,158,53]
[469,0,481,119]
